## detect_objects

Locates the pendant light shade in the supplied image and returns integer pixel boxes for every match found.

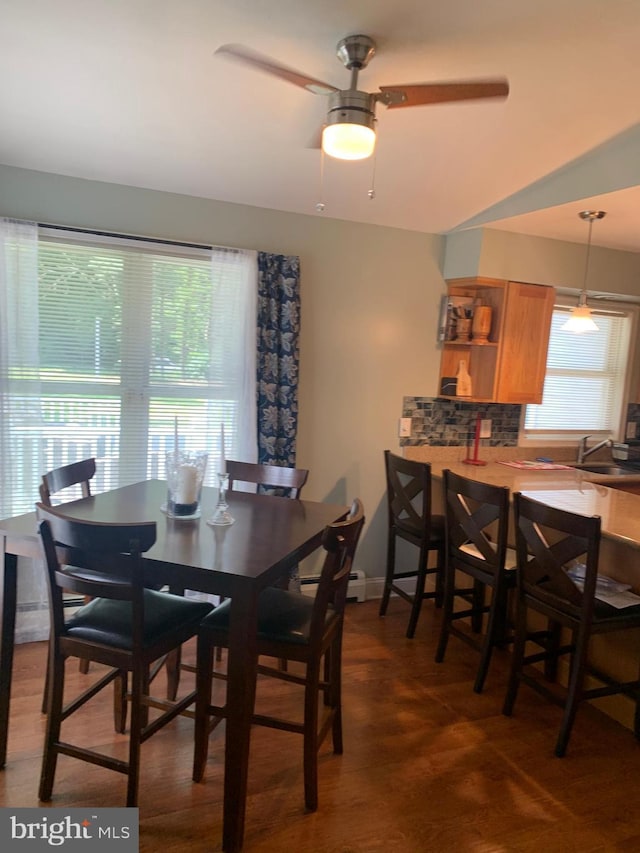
[562,210,605,334]
[562,302,598,333]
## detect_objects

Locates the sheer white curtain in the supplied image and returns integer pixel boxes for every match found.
[208,247,258,469]
[0,218,49,642]
[0,223,260,641]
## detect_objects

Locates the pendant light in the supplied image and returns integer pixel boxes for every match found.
[562,210,605,333]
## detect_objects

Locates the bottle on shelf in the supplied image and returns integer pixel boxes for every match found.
[456,359,473,397]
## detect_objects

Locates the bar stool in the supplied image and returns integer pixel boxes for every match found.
[166,460,310,698]
[435,469,515,693]
[36,503,213,806]
[226,459,309,589]
[503,492,640,756]
[192,500,365,811]
[379,451,445,639]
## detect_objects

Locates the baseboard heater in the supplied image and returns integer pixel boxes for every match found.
[300,569,366,602]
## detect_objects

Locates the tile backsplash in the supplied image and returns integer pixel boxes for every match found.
[400,398,640,447]
[400,397,521,447]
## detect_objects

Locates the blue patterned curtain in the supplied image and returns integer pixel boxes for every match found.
[256,252,301,467]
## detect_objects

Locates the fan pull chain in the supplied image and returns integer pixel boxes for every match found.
[316,143,326,213]
[368,146,377,200]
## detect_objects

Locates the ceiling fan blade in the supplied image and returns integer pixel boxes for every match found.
[215,44,338,95]
[379,79,509,109]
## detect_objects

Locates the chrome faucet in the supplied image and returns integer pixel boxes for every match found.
[576,435,612,464]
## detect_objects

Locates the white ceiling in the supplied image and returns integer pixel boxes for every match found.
[3,0,640,251]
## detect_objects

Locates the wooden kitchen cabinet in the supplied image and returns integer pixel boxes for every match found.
[439,277,555,404]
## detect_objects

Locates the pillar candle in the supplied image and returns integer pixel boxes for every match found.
[176,464,198,505]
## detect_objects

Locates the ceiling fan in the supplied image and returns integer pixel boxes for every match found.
[216,34,509,161]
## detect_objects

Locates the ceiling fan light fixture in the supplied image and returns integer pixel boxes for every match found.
[562,210,606,334]
[322,121,376,160]
[322,91,377,160]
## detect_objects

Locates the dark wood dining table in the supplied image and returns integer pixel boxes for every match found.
[0,478,349,852]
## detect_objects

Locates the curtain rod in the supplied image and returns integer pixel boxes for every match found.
[38,222,236,253]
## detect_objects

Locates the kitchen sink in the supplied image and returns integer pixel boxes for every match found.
[573,463,640,476]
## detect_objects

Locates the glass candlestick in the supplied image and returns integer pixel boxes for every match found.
[207,472,235,526]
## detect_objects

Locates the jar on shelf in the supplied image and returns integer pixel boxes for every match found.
[471,306,492,344]
[456,317,472,341]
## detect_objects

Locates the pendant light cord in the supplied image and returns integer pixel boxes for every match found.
[580,216,594,307]
[578,210,605,307]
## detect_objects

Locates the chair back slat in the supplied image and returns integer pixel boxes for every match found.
[226,460,309,498]
[444,469,510,579]
[36,502,156,607]
[385,450,431,531]
[40,458,96,505]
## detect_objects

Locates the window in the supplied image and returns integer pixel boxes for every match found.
[1,225,257,516]
[523,302,636,440]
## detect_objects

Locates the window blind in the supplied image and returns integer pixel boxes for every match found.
[525,306,632,433]
[2,226,257,515]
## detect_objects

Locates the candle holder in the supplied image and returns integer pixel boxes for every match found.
[207,472,235,526]
[163,450,208,519]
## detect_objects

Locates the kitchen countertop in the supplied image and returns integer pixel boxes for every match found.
[403,449,640,552]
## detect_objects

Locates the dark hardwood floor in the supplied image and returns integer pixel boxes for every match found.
[2,599,640,852]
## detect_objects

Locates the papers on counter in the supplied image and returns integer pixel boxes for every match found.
[567,564,640,609]
[499,460,574,470]
[595,589,640,609]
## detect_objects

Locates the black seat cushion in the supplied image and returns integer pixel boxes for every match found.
[65,590,213,649]
[593,599,640,620]
[396,512,445,544]
[200,587,337,646]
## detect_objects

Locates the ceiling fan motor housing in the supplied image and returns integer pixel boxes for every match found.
[325,90,377,131]
[336,35,376,70]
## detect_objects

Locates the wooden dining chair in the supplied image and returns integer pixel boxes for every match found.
[41,459,174,721]
[35,502,214,807]
[435,469,516,693]
[192,498,365,812]
[379,451,445,638]
[40,458,97,689]
[503,492,640,756]
[227,459,309,593]
[166,460,311,699]
[226,459,309,498]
